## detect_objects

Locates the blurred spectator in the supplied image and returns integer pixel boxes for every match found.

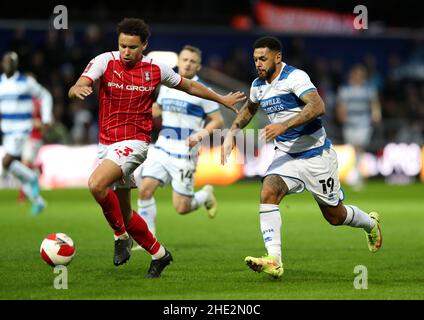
[206,54,224,73]
[313,57,342,144]
[70,100,94,145]
[29,50,50,86]
[223,47,252,83]
[2,22,424,150]
[408,35,424,65]
[363,53,384,91]
[329,58,344,89]
[8,26,33,71]
[43,103,71,145]
[396,83,424,144]
[82,24,108,64]
[286,37,311,71]
[336,64,382,190]
[41,30,64,71]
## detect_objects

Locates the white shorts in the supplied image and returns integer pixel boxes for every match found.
[22,138,43,163]
[264,146,343,206]
[98,140,149,189]
[140,146,196,196]
[343,126,372,147]
[2,133,29,157]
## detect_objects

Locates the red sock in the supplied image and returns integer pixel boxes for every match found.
[96,189,126,237]
[125,211,161,254]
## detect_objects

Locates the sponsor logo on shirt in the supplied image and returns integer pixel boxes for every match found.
[108,82,155,92]
[260,97,286,113]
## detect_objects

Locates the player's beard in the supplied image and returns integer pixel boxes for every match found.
[257,63,276,81]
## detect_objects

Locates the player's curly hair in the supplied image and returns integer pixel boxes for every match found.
[254,36,282,52]
[117,18,151,43]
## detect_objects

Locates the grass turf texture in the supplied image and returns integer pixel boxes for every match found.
[0,180,423,300]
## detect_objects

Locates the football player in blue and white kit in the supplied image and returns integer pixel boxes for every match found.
[337,64,382,190]
[133,45,223,246]
[0,52,52,214]
[222,37,382,279]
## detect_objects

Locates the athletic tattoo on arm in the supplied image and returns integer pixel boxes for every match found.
[284,90,325,130]
[230,99,259,131]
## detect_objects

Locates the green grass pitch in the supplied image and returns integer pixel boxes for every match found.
[0,180,423,300]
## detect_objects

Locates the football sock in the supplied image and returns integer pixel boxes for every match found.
[125,211,161,255]
[343,205,375,233]
[22,181,36,201]
[259,204,282,265]
[151,245,166,260]
[113,233,129,241]
[190,189,209,211]
[96,189,126,237]
[9,160,37,183]
[137,198,157,235]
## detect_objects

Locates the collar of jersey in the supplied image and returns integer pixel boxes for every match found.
[1,71,19,81]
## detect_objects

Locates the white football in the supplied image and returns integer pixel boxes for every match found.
[40,233,76,266]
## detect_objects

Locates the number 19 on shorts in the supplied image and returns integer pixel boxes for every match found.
[319,178,334,195]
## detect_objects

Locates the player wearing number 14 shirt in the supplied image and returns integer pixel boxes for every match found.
[133,46,223,250]
[68,18,245,278]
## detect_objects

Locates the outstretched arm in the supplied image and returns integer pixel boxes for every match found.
[175,78,245,114]
[261,90,325,142]
[68,77,93,100]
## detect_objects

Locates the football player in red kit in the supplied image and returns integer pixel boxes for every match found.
[68,18,245,278]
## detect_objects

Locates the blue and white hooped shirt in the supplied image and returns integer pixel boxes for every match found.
[155,75,220,159]
[250,63,330,159]
[0,71,52,136]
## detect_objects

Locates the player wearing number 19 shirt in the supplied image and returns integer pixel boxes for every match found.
[68,18,245,278]
[222,36,382,279]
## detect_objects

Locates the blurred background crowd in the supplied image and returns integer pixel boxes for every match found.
[1,0,423,153]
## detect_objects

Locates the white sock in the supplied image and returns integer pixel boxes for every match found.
[137,198,157,236]
[152,245,165,260]
[114,231,129,241]
[259,204,282,265]
[9,160,37,183]
[190,189,209,211]
[343,205,375,233]
[22,182,35,201]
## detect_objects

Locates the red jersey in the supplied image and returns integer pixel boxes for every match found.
[81,51,182,145]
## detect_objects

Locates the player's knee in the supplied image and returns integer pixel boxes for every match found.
[88,176,106,198]
[139,188,154,200]
[2,154,13,169]
[1,158,8,170]
[260,186,280,204]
